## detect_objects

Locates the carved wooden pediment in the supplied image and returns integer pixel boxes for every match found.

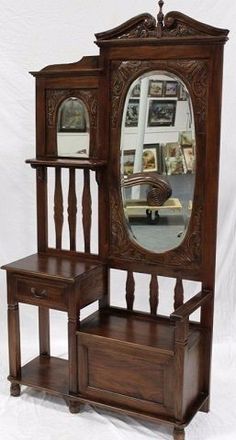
[95,11,229,45]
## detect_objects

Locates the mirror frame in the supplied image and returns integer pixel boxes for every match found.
[110,60,204,272]
[94,10,228,279]
[31,56,101,159]
[120,71,196,254]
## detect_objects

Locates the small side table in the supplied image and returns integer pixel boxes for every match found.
[2,252,106,412]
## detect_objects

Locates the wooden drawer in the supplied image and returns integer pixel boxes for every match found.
[78,333,174,417]
[16,276,68,311]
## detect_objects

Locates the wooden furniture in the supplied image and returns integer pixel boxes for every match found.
[2,2,228,439]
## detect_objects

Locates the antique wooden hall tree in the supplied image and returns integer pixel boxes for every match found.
[2,1,228,439]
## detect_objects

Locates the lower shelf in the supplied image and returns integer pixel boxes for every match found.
[8,353,208,428]
[11,355,69,397]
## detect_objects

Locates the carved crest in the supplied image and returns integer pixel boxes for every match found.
[95,11,228,44]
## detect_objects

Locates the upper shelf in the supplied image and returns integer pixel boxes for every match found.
[30,56,103,78]
[26,158,107,170]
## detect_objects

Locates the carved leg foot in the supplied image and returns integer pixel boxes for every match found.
[173,427,185,440]
[69,400,81,414]
[10,382,21,397]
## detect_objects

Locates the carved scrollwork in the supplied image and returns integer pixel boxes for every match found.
[46,89,98,128]
[163,21,199,38]
[118,16,157,39]
[96,11,228,43]
[110,189,202,268]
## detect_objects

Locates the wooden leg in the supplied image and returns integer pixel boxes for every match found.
[68,316,79,395]
[173,427,185,440]
[68,400,81,414]
[39,307,50,356]
[8,303,21,383]
[10,382,21,397]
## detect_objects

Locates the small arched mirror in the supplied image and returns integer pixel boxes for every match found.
[57,97,90,157]
[121,72,196,253]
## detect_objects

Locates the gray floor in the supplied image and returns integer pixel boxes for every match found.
[130,213,187,253]
[125,174,194,252]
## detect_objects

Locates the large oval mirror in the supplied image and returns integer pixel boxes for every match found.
[121,72,196,253]
[57,97,90,157]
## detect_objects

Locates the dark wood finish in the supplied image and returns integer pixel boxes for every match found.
[1,4,228,440]
[125,271,135,310]
[36,166,48,252]
[38,307,50,356]
[82,169,91,253]
[54,167,64,249]
[149,274,159,315]
[174,278,184,311]
[26,158,107,169]
[68,168,77,251]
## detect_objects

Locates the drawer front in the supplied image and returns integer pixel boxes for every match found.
[16,277,68,311]
[78,334,174,417]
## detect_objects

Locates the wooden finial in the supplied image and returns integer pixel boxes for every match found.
[157,0,164,37]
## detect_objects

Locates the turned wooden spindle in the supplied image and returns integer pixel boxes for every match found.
[174,278,184,310]
[126,271,135,311]
[54,167,64,249]
[68,168,77,251]
[149,274,159,315]
[82,169,92,253]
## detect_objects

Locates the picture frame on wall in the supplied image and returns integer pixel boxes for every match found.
[164,142,185,175]
[182,145,195,173]
[142,145,159,172]
[123,149,136,175]
[148,80,164,97]
[164,81,179,97]
[125,99,140,127]
[148,100,176,127]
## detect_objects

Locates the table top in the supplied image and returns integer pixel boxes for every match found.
[2,253,103,283]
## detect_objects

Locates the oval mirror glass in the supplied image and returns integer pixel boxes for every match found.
[121,72,196,253]
[57,97,90,157]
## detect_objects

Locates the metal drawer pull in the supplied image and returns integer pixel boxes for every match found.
[30,287,47,299]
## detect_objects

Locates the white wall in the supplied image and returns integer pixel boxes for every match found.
[0,3,235,437]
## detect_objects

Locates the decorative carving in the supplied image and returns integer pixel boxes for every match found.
[110,61,208,269]
[110,173,203,268]
[119,16,156,39]
[96,11,228,43]
[46,89,98,128]
[112,59,208,132]
[47,90,65,126]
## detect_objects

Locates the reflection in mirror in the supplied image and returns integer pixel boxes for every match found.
[57,97,90,157]
[121,72,196,253]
